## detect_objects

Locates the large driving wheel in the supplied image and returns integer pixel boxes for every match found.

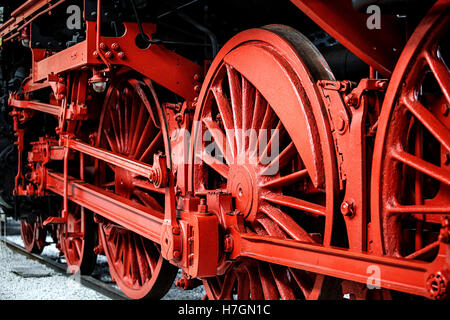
[191,25,343,299]
[95,73,178,299]
[372,2,449,265]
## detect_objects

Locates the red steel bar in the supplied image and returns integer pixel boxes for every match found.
[9,97,62,116]
[229,230,448,299]
[45,170,164,243]
[62,138,156,180]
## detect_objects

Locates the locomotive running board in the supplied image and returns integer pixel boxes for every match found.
[45,170,164,243]
[229,230,449,299]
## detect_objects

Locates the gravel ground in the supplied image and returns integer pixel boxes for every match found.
[0,241,108,300]
[1,219,206,300]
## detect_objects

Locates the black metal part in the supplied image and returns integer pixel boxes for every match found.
[352,0,435,14]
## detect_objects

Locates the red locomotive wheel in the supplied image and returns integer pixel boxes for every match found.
[96,74,178,299]
[59,203,97,275]
[372,3,450,260]
[20,220,47,254]
[191,25,343,299]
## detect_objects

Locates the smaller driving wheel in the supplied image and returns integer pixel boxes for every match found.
[95,73,178,299]
[59,203,97,274]
[21,220,46,254]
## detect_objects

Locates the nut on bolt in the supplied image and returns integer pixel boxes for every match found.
[173,250,182,260]
[224,235,234,253]
[427,271,449,300]
[172,225,180,235]
[111,43,120,51]
[198,198,208,214]
[341,200,355,218]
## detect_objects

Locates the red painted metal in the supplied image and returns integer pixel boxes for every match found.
[20,220,47,254]
[289,0,405,76]
[371,0,450,262]
[2,0,449,301]
[59,203,97,274]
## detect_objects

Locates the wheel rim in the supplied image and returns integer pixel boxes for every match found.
[20,220,46,254]
[59,203,97,274]
[96,74,177,299]
[192,26,341,300]
[372,4,450,259]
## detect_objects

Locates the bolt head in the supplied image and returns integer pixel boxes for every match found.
[111,43,120,51]
[336,117,346,132]
[173,250,181,260]
[341,201,355,217]
[172,226,180,235]
[224,235,234,253]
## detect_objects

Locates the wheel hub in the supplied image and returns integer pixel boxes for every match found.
[226,164,259,220]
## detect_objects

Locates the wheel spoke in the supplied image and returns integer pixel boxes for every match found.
[402,96,450,152]
[107,107,123,153]
[202,151,229,179]
[133,189,163,212]
[115,90,125,153]
[122,89,131,153]
[242,76,255,149]
[127,93,140,154]
[269,264,295,300]
[132,121,156,159]
[424,49,450,105]
[260,169,308,189]
[133,234,148,286]
[129,79,159,128]
[386,203,450,214]
[290,268,315,298]
[245,264,264,300]
[261,141,296,176]
[139,131,163,163]
[132,178,166,194]
[260,204,315,242]
[103,129,118,153]
[261,192,326,216]
[202,117,234,165]
[249,92,267,157]
[405,241,440,259]
[257,262,279,299]
[129,104,147,156]
[391,149,450,185]
[210,87,237,158]
[259,120,284,165]
[226,64,243,154]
